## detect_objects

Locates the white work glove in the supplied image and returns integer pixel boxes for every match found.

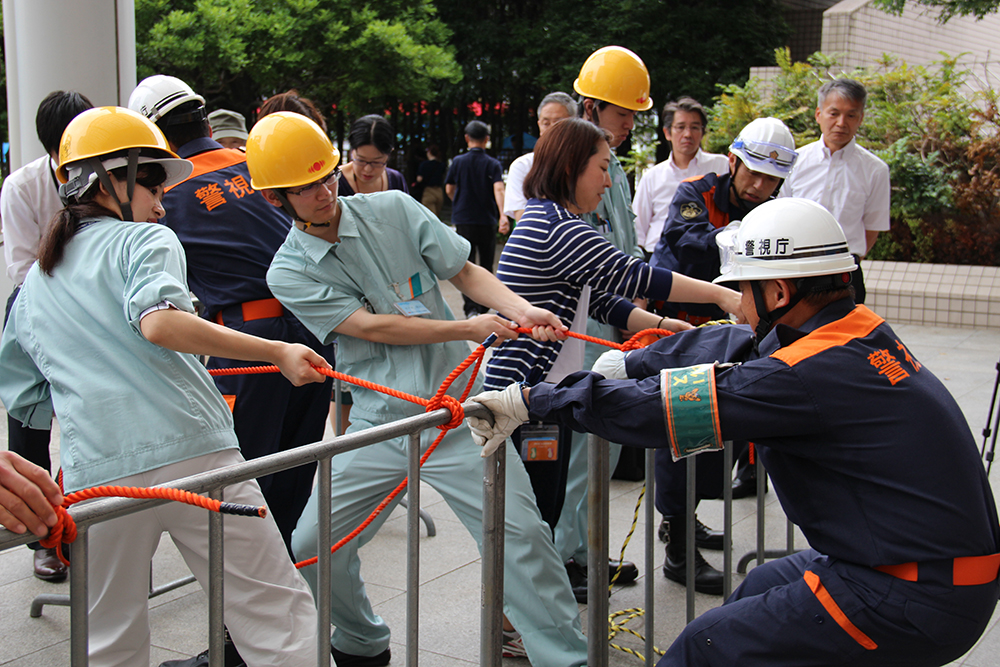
[467,383,530,458]
[591,349,628,380]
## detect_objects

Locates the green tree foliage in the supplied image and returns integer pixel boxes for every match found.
[136,0,461,125]
[706,48,1000,265]
[433,0,790,160]
[872,0,1000,22]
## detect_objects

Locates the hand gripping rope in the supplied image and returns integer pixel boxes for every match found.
[217,326,680,570]
[36,320,741,662]
[38,323,707,575]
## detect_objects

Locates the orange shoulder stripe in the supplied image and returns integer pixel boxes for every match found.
[771,306,883,367]
[700,188,729,229]
[165,149,248,193]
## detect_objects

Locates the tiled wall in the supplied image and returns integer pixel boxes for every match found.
[821,0,1000,83]
[863,260,1000,329]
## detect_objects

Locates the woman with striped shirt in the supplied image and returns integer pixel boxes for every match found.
[484,117,740,529]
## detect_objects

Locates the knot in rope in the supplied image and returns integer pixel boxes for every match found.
[38,506,76,567]
[426,394,464,430]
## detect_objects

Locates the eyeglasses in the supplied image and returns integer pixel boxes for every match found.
[286,168,341,197]
[351,151,389,169]
[670,124,704,134]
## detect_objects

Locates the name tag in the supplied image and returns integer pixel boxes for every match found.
[394,300,432,317]
[520,423,560,462]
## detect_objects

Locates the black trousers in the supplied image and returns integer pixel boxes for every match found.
[455,224,496,315]
[511,422,573,533]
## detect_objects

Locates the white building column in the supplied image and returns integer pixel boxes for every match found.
[1,0,134,296]
[3,0,135,169]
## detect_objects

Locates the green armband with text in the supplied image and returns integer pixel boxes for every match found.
[659,363,724,462]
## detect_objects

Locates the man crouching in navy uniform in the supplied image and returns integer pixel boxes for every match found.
[469,197,1000,667]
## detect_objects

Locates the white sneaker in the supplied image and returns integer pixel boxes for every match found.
[501,630,527,659]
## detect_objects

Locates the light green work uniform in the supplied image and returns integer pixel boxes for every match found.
[267,191,586,667]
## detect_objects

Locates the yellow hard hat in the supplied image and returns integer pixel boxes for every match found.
[56,107,192,216]
[246,111,340,190]
[573,46,653,112]
[57,106,183,183]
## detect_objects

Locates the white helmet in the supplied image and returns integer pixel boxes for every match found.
[129,75,206,125]
[715,198,856,285]
[716,198,856,341]
[729,117,797,179]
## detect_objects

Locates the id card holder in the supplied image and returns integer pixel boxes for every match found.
[394,300,432,317]
[520,423,559,462]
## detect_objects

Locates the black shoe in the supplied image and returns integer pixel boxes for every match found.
[331,646,391,667]
[732,466,767,499]
[564,556,639,603]
[33,547,68,583]
[658,516,724,550]
[159,641,245,667]
[661,545,725,596]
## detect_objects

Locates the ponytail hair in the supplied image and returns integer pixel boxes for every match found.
[37,202,119,275]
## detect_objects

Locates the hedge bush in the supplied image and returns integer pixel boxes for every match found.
[704,49,1000,265]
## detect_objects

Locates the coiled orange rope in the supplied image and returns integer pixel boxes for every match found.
[41,325,677,570]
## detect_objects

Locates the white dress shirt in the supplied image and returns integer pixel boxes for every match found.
[2,155,64,284]
[781,137,891,256]
[503,152,534,219]
[632,148,729,253]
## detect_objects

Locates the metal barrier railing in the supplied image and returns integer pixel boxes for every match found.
[3,404,783,667]
[0,401,498,667]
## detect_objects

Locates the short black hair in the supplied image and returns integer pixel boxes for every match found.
[158,100,212,148]
[464,120,489,141]
[36,91,93,155]
[349,115,396,154]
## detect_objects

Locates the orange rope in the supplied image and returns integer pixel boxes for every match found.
[39,481,267,567]
[42,325,673,571]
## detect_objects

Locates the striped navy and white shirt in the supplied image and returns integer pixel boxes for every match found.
[485,198,675,390]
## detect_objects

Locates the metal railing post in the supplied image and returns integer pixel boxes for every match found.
[406,431,421,667]
[685,456,696,623]
[755,455,765,568]
[587,434,609,667]
[723,442,733,599]
[317,457,333,666]
[208,488,225,667]
[644,448,656,664]
[480,443,505,667]
[69,526,89,667]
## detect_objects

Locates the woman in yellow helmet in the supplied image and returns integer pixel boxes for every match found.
[0,106,326,666]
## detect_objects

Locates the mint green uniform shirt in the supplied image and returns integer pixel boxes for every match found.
[582,152,642,259]
[0,217,238,493]
[267,191,477,423]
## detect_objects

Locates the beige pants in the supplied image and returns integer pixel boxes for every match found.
[85,449,318,667]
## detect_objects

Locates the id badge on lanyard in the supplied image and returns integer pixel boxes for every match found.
[519,423,560,462]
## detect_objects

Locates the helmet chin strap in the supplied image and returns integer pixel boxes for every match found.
[750,279,804,343]
[273,190,332,230]
[750,272,853,345]
[92,148,140,222]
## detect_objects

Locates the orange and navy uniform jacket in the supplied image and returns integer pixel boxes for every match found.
[161,137,332,547]
[649,171,749,324]
[531,298,1000,568]
[162,137,291,319]
[531,298,1000,663]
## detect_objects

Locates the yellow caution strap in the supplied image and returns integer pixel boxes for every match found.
[659,363,724,462]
